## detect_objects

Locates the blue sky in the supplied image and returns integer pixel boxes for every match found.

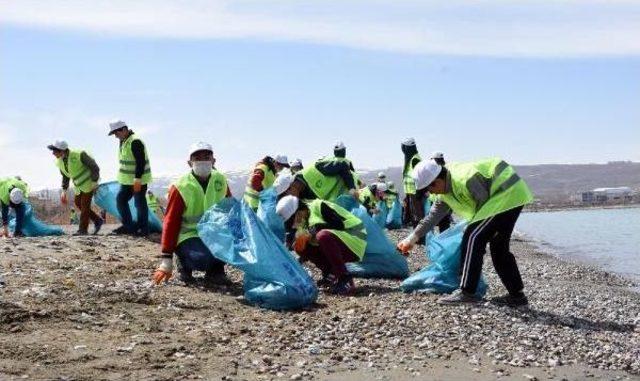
[1,0,639,189]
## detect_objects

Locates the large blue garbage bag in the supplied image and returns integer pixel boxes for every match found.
[93,181,162,233]
[336,195,409,279]
[400,222,488,296]
[385,198,402,229]
[372,200,388,229]
[256,187,285,242]
[197,198,317,310]
[9,201,63,236]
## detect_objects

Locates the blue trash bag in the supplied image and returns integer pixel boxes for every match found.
[197,197,318,310]
[256,187,285,242]
[93,181,162,233]
[385,198,402,229]
[9,201,64,236]
[336,195,409,279]
[372,200,388,229]
[400,222,488,297]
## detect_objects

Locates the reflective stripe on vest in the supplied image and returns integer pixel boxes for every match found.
[55,149,96,193]
[117,133,152,185]
[439,158,533,223]
[307,199,367,260]
[243,163,276,209]
[403,153,421,195]
[175,170,228,244]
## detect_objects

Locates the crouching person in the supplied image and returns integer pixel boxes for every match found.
[0,177,28,238]
[276,196,366,296]
[152,142,232,285]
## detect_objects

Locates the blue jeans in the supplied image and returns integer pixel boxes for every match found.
[2,202,25,234]
[116,184,149,234]
[175,237,225,277]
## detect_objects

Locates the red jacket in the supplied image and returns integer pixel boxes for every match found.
[161,183,232,254]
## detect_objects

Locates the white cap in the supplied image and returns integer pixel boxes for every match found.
[108,119,127,135]
[402,137,416,146]
[9,188,24,205]
[334,141,346,150]
[276,195,299,221]
[375,182,388,192]
[189,142,213,157]
[274,172,294,195]
[47,139,68,151]
[377,171,386,179]
[411,160,442,190]
[386,180,396,191]
[431,151,444,160]
[290,158,303,168]
[274,154,289,167]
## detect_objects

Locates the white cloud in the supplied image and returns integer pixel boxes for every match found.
[0,0,639,57]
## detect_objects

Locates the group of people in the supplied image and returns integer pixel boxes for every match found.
[1,120,534,306]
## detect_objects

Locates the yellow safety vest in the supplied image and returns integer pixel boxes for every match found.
[56,149,96,193]
[118,133,152,185]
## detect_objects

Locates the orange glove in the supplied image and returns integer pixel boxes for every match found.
[60,191,68,205]
[133,179,142,193]
[152,258,173,285]
[396,239,414,256]
[293,233,311,254]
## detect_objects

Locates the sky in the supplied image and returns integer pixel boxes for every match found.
[1,0,639,190]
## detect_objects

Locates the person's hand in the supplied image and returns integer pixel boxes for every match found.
[152,257,173,285]
[1,226,9,238]
[348,188,359,200]
[133,179,142,193]
[371,208,380,215]
[397,233,418,256]
[60,191,68,205]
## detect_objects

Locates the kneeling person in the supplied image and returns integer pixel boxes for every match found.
[276,196,366,296]
[153,142,232,285]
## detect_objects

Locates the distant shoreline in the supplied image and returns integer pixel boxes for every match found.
[524,203,640,213]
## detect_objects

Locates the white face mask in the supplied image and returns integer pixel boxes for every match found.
[191,161,213,178]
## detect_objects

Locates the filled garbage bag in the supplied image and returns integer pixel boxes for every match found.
[9,201,64,236]
[385,198,402,229]
[400,222,488,296]
[256,187,285,242]
[197,198,318,310]
[93,181,162,233]
[336,195,409,279]
[372,200,388,229]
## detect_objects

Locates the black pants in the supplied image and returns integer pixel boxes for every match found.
[116,184,149,234]
[459,206,524,296]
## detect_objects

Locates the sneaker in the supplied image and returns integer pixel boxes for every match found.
[330,276,356,296]
[93,218,104,235]
[317,273,337,289]
[437,289,482,305]
[204,271,233,286]
[491,293,529,307]
[109,225,132,235]
[72,230,88,236]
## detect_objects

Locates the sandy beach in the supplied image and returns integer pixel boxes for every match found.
[1,226,639,381]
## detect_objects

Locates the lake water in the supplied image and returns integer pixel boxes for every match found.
[516,207,640,283]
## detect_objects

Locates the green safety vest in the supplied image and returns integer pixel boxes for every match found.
[175,170,228,245]
[437,158,533,224]
[243,163,276,210]
[299,158,356,202]
[403,153,421,195]
[117,133,152,185]
[307,199,367,260]
[55,149,96,193]
[358,187,376,210]
[146,193,159,212]
[0,178,29,205]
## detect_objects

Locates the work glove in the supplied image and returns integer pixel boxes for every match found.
[152,257,173,285]
[293,230,312,254]
[133,179,142,193]
[60,191,68,205]
[396,232,418,256]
